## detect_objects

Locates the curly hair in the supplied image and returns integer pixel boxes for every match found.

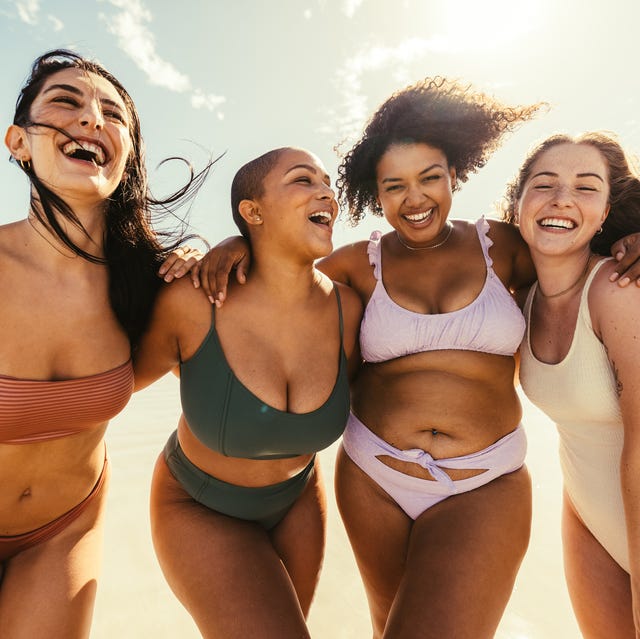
[501,132,640,255]
[11,49,212,347]
[337,76,544,225]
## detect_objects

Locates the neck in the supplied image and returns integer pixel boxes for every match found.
[248,248,322,301]
[532,249,593,301]
[28,201,106,259]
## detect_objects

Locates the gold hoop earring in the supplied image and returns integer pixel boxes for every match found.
[18,158,31,172]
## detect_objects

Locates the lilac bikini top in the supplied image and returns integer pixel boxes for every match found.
[360,218,525,363]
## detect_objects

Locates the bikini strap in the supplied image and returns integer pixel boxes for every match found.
[333,285,344,341]
[367,231,383,281]
[475,217,494,269]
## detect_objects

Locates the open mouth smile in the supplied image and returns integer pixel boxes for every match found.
[403,208,434,223]
[61,139,108,166]
[538,217,576,230]
[308,211,333,227]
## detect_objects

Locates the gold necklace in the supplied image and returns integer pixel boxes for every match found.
[396,222,453,251]
[27,217,78,259]
[537,256,591,299]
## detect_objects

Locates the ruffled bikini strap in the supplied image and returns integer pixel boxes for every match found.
[475,217,494,269]
[367,230,383,281]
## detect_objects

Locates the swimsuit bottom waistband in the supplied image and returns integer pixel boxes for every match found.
[163,430,314,529]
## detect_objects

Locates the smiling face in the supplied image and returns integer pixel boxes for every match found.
[516,142,610,256]
[247,148,338,259]
[5,67,132,208]
[375,142,456,243]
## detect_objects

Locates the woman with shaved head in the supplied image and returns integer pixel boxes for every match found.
[133,147,362,638]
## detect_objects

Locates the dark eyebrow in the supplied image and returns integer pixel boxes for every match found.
[532,170,604,183]
[43,83,83,96]
[285,163,331,183]
[381,163,444,184]
[43,83,125,113]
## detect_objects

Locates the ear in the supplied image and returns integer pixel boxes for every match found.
[238,199,263,227]
[449,166,457,190]
[4,124,30,161]
[602,203,611,223]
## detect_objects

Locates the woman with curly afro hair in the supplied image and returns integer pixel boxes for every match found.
[198,77,640,638]
[324,76,541,639]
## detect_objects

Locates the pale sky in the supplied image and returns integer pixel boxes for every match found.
[1,0,639,247]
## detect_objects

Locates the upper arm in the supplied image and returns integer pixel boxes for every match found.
[594,274,640,445]
[487,219,536,293]
[132,281,185,391]
[317,242,368,285]
[335,281,363,380]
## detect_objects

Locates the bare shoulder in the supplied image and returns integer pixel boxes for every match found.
[590,258,639,304]
[484,218,527,254]
[152,276,212,324]
[317,239,370,283]
[589,258,640,329]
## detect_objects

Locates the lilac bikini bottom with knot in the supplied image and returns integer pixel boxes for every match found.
[342,412,527,519]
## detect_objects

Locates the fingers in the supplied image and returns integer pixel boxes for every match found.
[235,253,250,285]
[211,254,237,307]
[157,246,204,283]
[610,234,640,287]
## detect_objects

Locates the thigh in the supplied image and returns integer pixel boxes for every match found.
[150,455,311,639]
[335,445,413,639]
[0,467,110,639]
[562,494,634,639]
[384,465,532,639]
[270,456,326,617]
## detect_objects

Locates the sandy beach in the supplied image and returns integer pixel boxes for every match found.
[92,373,581,638]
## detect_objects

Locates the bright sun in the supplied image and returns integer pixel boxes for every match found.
[438,0,544,51]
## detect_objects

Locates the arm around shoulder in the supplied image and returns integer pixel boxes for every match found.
[317,241,369,286]
[486,219,536,292]
[133,277,203,391]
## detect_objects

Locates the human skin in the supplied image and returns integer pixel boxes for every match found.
[517,142,640,638]
[0,65,199,639]
[133,148,363,638]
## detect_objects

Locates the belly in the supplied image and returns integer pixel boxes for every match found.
[352,349,522,458]
[0,429,106,535]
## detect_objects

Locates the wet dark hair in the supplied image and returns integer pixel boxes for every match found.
[11,49,212,346]
[230,147,288,238]
[501,132,640,255]
[338,76,544,224]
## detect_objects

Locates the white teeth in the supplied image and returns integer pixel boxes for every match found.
[309,211,332,225]
[539,217,576,230]
[62,140,106,166]
[404,208,433,222]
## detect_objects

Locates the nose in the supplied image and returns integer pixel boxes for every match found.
[551,184,574,208]
[317,181,336,200]
[404,183,426,207]
[317,182,338,214]
[79,99,104,130]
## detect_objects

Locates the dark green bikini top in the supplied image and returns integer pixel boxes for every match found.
[180,288,350,460]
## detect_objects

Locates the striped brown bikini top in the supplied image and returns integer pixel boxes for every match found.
[0,360,134,444]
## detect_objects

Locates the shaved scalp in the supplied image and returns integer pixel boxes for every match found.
[230,147,291,237]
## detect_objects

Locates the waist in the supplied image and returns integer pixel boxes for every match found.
[0,434,107,535]
[352,357,521,452]
[176,420,316,488]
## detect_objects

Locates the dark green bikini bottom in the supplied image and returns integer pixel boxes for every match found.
[163,430,315,529]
